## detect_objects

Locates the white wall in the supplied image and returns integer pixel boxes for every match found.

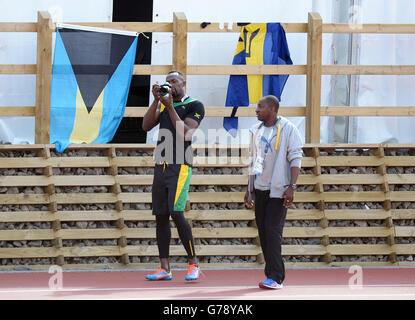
[147,0,338,144]
[0,0,112,144]
[349,0,415,143]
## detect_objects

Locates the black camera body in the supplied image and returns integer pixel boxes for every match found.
[159,83,171,96]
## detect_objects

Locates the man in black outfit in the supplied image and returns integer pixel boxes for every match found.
[142,71,204,281]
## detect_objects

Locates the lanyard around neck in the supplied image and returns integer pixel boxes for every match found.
[257,119,281,155]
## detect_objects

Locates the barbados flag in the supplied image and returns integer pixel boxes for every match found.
[224,23,292,137]
[50,24,138,153]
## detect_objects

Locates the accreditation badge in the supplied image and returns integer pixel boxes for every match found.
[252,155,265,176]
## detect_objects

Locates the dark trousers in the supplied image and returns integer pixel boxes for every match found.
[155,213,196,259]
[254,189,287,284]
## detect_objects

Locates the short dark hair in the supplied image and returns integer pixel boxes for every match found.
[168,70,184,80]
[261,95,280,111]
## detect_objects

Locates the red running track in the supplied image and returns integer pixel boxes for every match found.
[0,267,414,300]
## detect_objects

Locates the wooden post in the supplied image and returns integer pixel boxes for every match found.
[305,12,322,143]
[172,12,188,78]
[106,147,129,265]
[39,145,64,266]
[376,146,397,264]
[35,11,53,144]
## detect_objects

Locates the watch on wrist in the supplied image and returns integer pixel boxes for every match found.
[284,184,297,190]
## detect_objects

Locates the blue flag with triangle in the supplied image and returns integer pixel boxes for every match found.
[50,25,138,153]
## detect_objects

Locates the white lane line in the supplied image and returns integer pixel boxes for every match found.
[0,283,415,294]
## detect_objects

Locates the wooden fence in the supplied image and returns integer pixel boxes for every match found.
[0,11,415,143]
[0,143,414,270]
[0,12,414,270]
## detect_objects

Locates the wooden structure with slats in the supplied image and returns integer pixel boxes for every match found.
[1,11,415,143]
[0,143,414,270]
[0,12,414,269]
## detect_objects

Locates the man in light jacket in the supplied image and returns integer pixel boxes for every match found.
[244,95,303,289]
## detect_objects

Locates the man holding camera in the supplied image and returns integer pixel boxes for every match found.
[142,70,205,281]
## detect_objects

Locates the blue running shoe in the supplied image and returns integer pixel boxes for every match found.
[259,278,283,289]
[145,268,172,281]
[185,264,202,281]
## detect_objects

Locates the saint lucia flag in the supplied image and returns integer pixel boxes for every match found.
[50,24,138,153]
[224,23,292,137]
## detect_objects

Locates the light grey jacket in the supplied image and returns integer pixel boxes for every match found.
[248,116,303,200]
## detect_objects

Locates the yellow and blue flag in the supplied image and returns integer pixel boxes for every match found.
[50,25,138,153]
[224,23,292,136]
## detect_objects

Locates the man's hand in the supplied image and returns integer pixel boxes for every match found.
[159,87,173,109]
[244,190,254,209]
[151,83,161,101]
[282,186,295,208]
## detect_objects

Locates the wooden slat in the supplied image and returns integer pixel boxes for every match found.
[4,64,412,77]
[321,107,415,117]
[0,158,47,168]
[322,192,385,202]
[124,106,306,117]
[328,227,392,237]
[0,230,54,241]
[185,210,254,220]
[0,247,56,259]
[0,194,49,204]
[55,193,118,204]
[187,22,308,33]
[0,64,37,74]
[133,65,172,75]
[391,209,415,220]
[390,191,415,202]
[61,246,120,257]
[125,245,260,256]
[323,65,415,75]
[282,227,392,238]
[301,157,317,167]
[54,22,173,32]
[114,156,249,168]
[324,209,390,220]
[283,227,324,237]
[304,143,415,149]
[186,65,306,75]
[290,191,386,202]
[394,226,415,237]
[394,244,415,255]
[328,244,393,255]
[299,174,384,185]
[286,209,323,220]
[192,227,258,238]
[387,174,415,184]
[0,107,36,116]
[282,245,326,255]
[45,22,415,35]
[188,192,245,203]
[0,22,37,32]
[50,157,110,168]
[56,229,122,240]
[0,175,116,187]
[119,174,247,185]
[0,211,52,222]
[323,23,415,34]
[384,156,415,166]
[318,156,384,166]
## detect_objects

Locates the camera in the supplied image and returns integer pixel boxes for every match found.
[159,83,171,97]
